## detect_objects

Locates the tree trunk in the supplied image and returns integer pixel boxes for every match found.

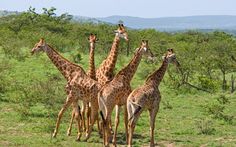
[222,71,227,91]
[231,74,235,93]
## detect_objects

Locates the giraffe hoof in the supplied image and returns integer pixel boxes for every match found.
[112,143,117,147]
[52,132,57,138]
[75,138,81,142]
[76,136,81,142]
[67,130,71,136]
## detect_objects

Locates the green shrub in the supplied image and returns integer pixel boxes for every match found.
[195,118,215,135]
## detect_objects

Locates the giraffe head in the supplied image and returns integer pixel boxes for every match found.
[31,38,46,55]
[140,40,153,57]
[162,48,180,66]
[88,33,98,44]
[114,24,129,41]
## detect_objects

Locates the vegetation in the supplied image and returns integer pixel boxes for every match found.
[0,7,235,146]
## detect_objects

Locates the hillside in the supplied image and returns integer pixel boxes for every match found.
[97,15,236,31]
[1,10,236,32]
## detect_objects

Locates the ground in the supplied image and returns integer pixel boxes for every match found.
[0,91,235,147]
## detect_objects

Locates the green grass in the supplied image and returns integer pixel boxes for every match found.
[0,48,236,146]
[1,92,235,147]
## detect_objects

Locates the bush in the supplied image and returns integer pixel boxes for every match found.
[195,118,215,135]
[204,94,234,124]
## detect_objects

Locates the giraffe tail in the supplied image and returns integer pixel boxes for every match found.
[128,100,142,122]
[99,111,106,125]
[98,94,107,125]
[78,105,82,118]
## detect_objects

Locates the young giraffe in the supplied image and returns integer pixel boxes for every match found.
[99,40,153,147]
[31,39,100,141]
[67,33,99,136]
[127,49,180,147]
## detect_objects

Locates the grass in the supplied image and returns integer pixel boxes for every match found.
[1,91,235,147]
[0,48,236,146]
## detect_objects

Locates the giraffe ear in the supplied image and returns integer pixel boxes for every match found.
[168,48,174,53]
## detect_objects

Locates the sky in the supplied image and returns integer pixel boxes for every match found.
[1,0,236,18]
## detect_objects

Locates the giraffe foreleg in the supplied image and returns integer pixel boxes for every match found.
[53,91,73,138]
[67,107,75,136]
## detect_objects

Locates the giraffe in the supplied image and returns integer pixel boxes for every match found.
[31,38,85,140]
[31,38,100,141]
[67,33,99,136]
[98,40,153,147]
[126,49,180,147]
[96,23,129,86]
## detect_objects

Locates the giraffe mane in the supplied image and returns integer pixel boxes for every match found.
[47,44,85,70]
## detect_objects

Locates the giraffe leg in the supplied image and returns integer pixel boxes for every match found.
[124,103,128,145]
[86,102,91,133]
[112,105,120,146]
[81,101,86,132]
[105,115,112,147]
[67,108,75,136]
[96,113,102,136]
[149,108,158,147]
[127,102,142,147]
[72,101,83,141]
[128,120,136,147]
[52,92,73,138]
[84,101,98,141]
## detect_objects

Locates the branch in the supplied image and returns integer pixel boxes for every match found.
[183,81,212,93]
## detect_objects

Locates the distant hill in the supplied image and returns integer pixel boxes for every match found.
[1,10,236,33]
[96,15,236,32]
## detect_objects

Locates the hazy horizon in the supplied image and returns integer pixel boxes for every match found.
[1,0,236,18]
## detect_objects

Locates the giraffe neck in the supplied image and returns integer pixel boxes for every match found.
[87,42,96,80]
[145,59,168,86]
[45,45,85,81]
[98,36,120,76]
[116,47,144,82]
